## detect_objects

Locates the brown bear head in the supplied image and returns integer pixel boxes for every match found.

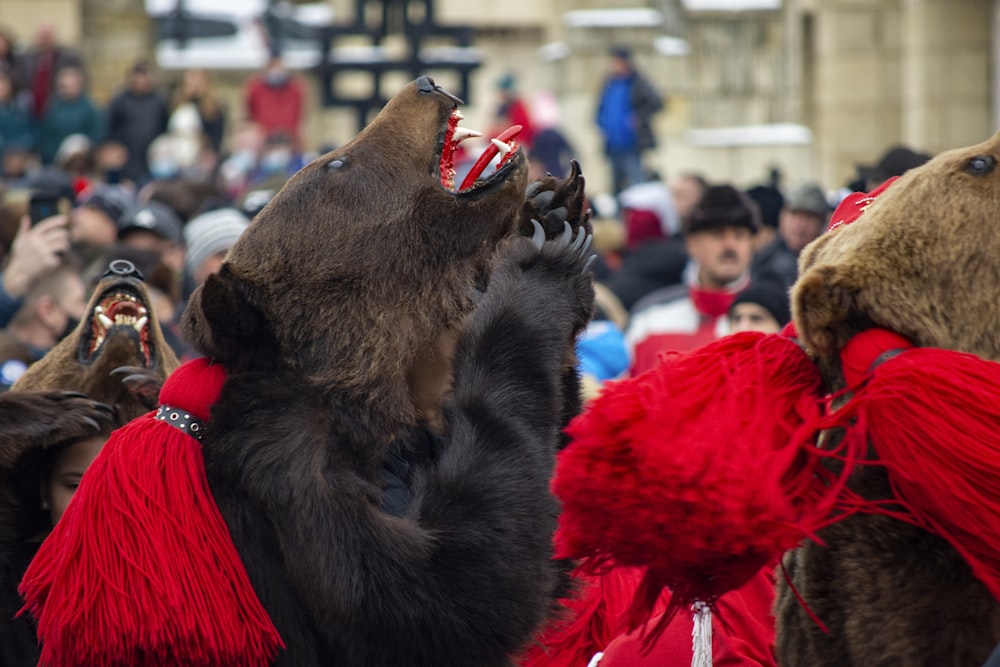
[13,259,179,425]
[181,77,529,425]
[793,132,1000,368]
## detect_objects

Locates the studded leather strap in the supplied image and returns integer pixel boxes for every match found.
[155,403,206,442]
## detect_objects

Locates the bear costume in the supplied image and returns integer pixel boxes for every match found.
[548,131,1000,666]
[1,258,178,666]
[20,77,595,667]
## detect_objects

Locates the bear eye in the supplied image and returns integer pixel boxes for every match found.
[327,157,347,171]
[965,154,996,176]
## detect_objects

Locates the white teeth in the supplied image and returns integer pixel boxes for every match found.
[452,127,482,144]
[491,138,513,156]
[134,316,148,331]
[95,305,105,315]
[98,313,113,328]
[452,109,464,120]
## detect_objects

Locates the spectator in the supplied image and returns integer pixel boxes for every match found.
[857,145,932,192]
[248,131,304,189]
[0,200,72,330]
[527,90,574,180]
[779,183,829,253]
[117,201,185,276]
[753,182,828,289]
[183,207,249,289]
[0,27,19,88]
[578,283,630,402]
[728,280,790,334]
[489,72,535,151]
[70,184,136,265]
[53,133,94,188]
[1,145,33,187]
[244,55,306,151]
[595,46,663,197]
[0,71,34,156]
[37,65,102,165]
[171,68,227,155]
[15,23,84,120]
[668,172,709,230]
[604,179,688,311]
[744,183,785,253]
[625,184,759,375]
[106,61,170,185]
[1,257,86,382]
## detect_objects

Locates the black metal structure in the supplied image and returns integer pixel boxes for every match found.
[306,0,481,131]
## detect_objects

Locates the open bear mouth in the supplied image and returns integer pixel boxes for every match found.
[438,106,522,193]
[78,285,155,367]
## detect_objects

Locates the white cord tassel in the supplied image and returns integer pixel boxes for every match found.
[691,601,712,667]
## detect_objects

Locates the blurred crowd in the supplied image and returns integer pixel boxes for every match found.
[0,24,322,389]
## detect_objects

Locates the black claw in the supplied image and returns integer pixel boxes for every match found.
[525,181,544,198]
[580,234,593,256]
[569,159,581,180]
[560,221,573,247]
[531,190,555,210]
[121,374,152,385]
[571,227,586,252]
[530,220,546,249]
[57,391,88,399]
[582,254,597,274]
[81,416,101,431]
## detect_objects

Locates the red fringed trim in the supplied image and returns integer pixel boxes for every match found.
[521,566,664,667]
[19,358,284,667]
[553,332,838,631]
[836,331,1000,603]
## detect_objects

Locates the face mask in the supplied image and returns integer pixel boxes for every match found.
[259,149,291,175]
[265,71,289,87]
[149,158,179,181]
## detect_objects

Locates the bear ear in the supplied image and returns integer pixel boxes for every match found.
[791,264,867,358]
[180,268,272,364]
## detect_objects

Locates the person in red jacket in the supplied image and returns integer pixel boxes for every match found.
[244,55,306,151]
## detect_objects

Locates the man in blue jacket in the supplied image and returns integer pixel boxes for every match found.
[596,46,664,198]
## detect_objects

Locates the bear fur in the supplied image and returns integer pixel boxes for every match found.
[178,77,594,666]
[776,133,1000,665]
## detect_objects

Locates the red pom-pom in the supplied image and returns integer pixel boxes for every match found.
[159,356,227,421]
[554,332,831,628]
[19,358,283,666]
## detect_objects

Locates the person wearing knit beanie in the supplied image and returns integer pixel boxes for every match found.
[727,279,790,334]
[183,207,249,287]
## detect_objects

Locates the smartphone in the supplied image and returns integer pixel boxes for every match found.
[29,192,65,226]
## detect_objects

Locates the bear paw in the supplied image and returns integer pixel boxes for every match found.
[111,365,167,411]
[514,219,596,331]
[0,391,114,466]
[519,160,592,239]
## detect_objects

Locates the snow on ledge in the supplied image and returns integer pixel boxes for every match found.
[686,123,813,147]
[563,8,663,28]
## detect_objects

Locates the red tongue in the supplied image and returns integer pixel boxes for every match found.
[459,125,522,191]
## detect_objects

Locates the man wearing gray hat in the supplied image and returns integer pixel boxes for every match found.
[752,182,830,290]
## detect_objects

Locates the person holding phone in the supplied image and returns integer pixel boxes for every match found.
[0,214,71,329]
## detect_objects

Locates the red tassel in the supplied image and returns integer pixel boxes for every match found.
[19,358,283,667]
[553,332,835,632]
[521,565,665,667]
[836,330,1000,602]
